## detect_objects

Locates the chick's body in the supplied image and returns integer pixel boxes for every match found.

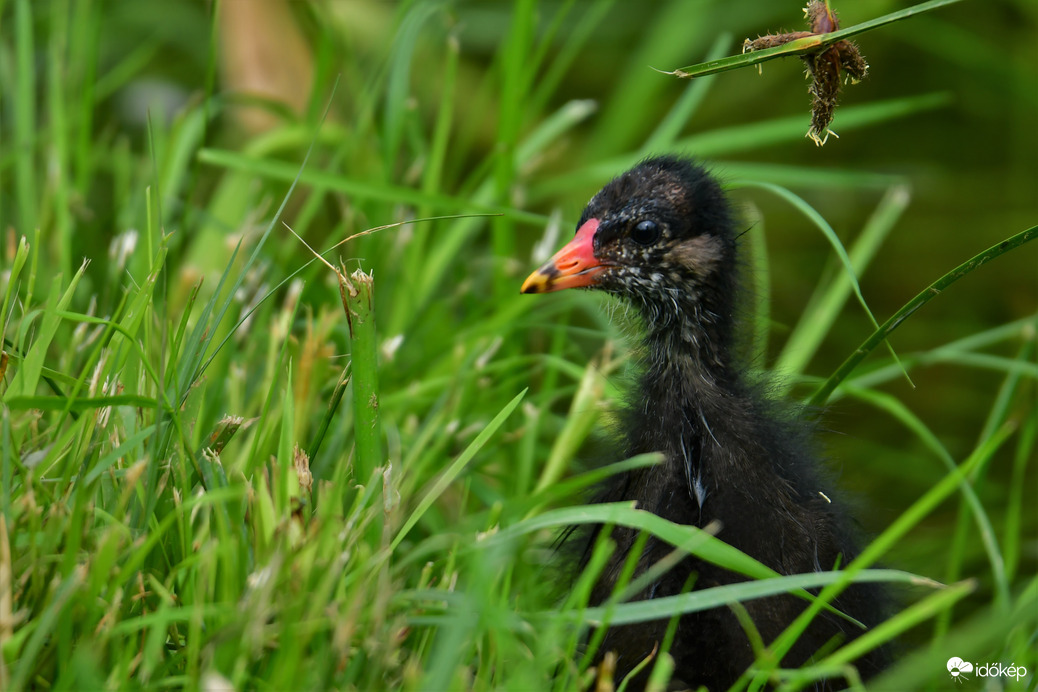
[523,156,888,689]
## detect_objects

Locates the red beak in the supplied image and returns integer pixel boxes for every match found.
[520,218,606,294]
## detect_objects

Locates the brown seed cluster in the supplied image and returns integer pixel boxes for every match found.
[744,1,868,145]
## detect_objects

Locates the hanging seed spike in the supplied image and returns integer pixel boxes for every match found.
[806,126,839,147]
[806,0,839,33]
[837,40,869,81]
[740,1,867,147]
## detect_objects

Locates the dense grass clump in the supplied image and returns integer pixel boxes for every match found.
[1,1,1034,689]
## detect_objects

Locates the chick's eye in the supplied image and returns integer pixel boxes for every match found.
[630,219,661,246]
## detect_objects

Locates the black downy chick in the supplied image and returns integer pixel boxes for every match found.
[521,156,888,689]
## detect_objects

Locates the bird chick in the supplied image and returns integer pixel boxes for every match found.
[522,156,888,689]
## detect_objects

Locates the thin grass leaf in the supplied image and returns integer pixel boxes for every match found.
[197,147,549,227]
[516,99,598,165]
[383,2,440,166]
[530,0,616,115]
[976,321,1037,444]
[522,453,662,516]
[533,349,610,494]
[0,236,30,344]
[840,384,1009,611]
[788,580,975,692]
[867,577,1038,691]
[491,0,537,288]
[565,568,925,627]
[641,33,730,154]
[529,93,950,199]
[192,79,342,385]
[45,2,73,278]
[12,0,37,238]
[589,1,715,156]
[737,181,910,388]
[838,315,1037,397]
[682,92,952,157]
[760,420,1017,680]
[4,394,159,412]
[1004,410,1036,583]
[10,566,81,690]
[668,0,967,79]
[391,389,527,551]
[82,424,158,485]
[404,31,462,313]
[719,162,906,190]
[811,224,1038,407]
[482,503,776,581]
[776,186,909,381]
[307,363,350,465]
[746,210,771,359]
[4,264,87,400]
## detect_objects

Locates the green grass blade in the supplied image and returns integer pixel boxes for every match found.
[641,33,730,154]
[391,389,526,551]
[4,264,87,400]
[12,0,37,237]
[567,569,925,627]
[841,385,1009,611]
[737,180,911,388]
[800,580,975,688]
[669,0,967,78]
[811,224,1038,407]
[775,185,910,382]
[529,93,951,199]
[760,420,1017,679]
[197,147,549,227]
[341,270,383,481]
